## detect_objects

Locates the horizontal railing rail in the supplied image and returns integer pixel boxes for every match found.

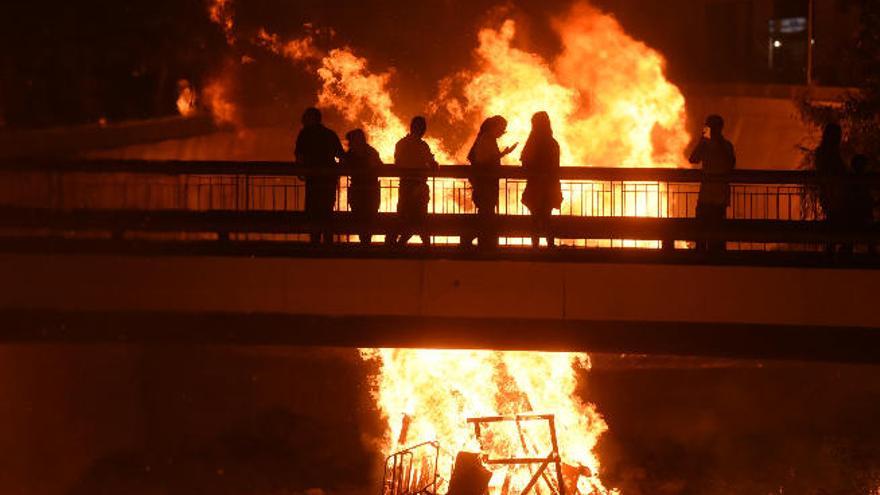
[1,159,877,255]
[4,158,880,184]
[3,208,878,245]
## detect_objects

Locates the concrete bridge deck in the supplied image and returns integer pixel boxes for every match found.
[2,247,878,363]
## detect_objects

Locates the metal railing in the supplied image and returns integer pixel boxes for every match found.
[0,159,877,251]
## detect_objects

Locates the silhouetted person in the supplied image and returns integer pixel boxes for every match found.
[813,123,848,254]
[342,129,382,245]
[814,123,847,223]
[689,114,736,253]
[842,154,875,254]
[295,107,343,244]
[462,116,518,249]
[521,112,563,249]
[391,116,438,246]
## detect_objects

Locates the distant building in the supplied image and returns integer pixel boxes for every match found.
[599,0,862,86]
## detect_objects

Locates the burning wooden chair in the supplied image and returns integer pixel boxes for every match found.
[466,413,583,495]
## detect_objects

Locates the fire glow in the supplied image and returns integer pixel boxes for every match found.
[203,3,692,492]
[204,1,688,169]
[360,349,614,495]
[202,0,690,234]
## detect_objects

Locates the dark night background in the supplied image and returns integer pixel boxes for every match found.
[1,2,880,495]
[0,0,867,129]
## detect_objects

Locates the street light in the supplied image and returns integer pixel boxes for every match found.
[806,0,814,85]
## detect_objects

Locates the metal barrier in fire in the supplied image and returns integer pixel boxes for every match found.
[467,414,567,495]
[383,441,441,495]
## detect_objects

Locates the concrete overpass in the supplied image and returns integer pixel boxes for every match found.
[2,247,878,363]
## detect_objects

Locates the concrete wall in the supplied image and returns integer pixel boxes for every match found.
[2,253,877,330]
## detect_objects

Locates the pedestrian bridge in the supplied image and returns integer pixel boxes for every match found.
[0,159,878,363]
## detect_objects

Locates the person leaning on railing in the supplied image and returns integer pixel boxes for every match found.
[462,115,518,250]
[839,154,877,255]
[294,107,344,245]
[389,116,438,247]
[342,129,382,245]
[689,114,736,253]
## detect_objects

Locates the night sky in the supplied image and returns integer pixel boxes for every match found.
[0,0,864,128]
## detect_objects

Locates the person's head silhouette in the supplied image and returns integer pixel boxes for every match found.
[345,129,367,150]
[301,107,322,127]
[705,114,724,138]
[530,111,553,136]
[821,123,842,149]
[487,115,508,138]
[410,116,427,138]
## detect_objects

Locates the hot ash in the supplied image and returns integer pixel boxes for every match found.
[360,350,614,495]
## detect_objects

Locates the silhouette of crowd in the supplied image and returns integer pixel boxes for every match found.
[295,107,876,251]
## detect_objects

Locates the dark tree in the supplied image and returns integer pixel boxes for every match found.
[0,0,229,128]
[798,0,880,164]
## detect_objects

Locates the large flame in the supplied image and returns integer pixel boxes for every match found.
[201,5,698,491]
[431,5,688,167]
[360,349,614,495]
[258,29,452,164]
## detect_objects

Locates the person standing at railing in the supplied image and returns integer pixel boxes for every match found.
[840,154,876,254]
[689,114,736,253]
[462,116,518,250]
[814,123,848,222]
[295,107,344,244]
[390,116,438,246]
[521,111,563,249]
[342,129,383,245]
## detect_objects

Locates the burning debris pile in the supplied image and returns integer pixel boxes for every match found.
[360,350,614,495]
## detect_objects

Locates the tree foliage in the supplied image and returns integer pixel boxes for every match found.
[798,0,880,166]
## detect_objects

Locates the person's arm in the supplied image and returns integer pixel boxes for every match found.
[423,142,438,171]
[688,138,706,165]
[294,131,305,165]
[728,142,737,170]
[369,148,384,168]
[332,134,344,164]
[501,142,519,158]
[520,140,533,168]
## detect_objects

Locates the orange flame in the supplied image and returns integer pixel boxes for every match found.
[199,4,699,493]
[360,349,615,495]
[176,79,197,117]
[433,5,688,168]
[209,0,235,44]
[258,29,452,164]
[203,75,238,126]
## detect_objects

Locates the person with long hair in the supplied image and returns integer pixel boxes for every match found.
[521,111,563,248]
[462,115,518,249]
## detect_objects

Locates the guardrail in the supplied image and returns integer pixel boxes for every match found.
[0,159,877,252]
